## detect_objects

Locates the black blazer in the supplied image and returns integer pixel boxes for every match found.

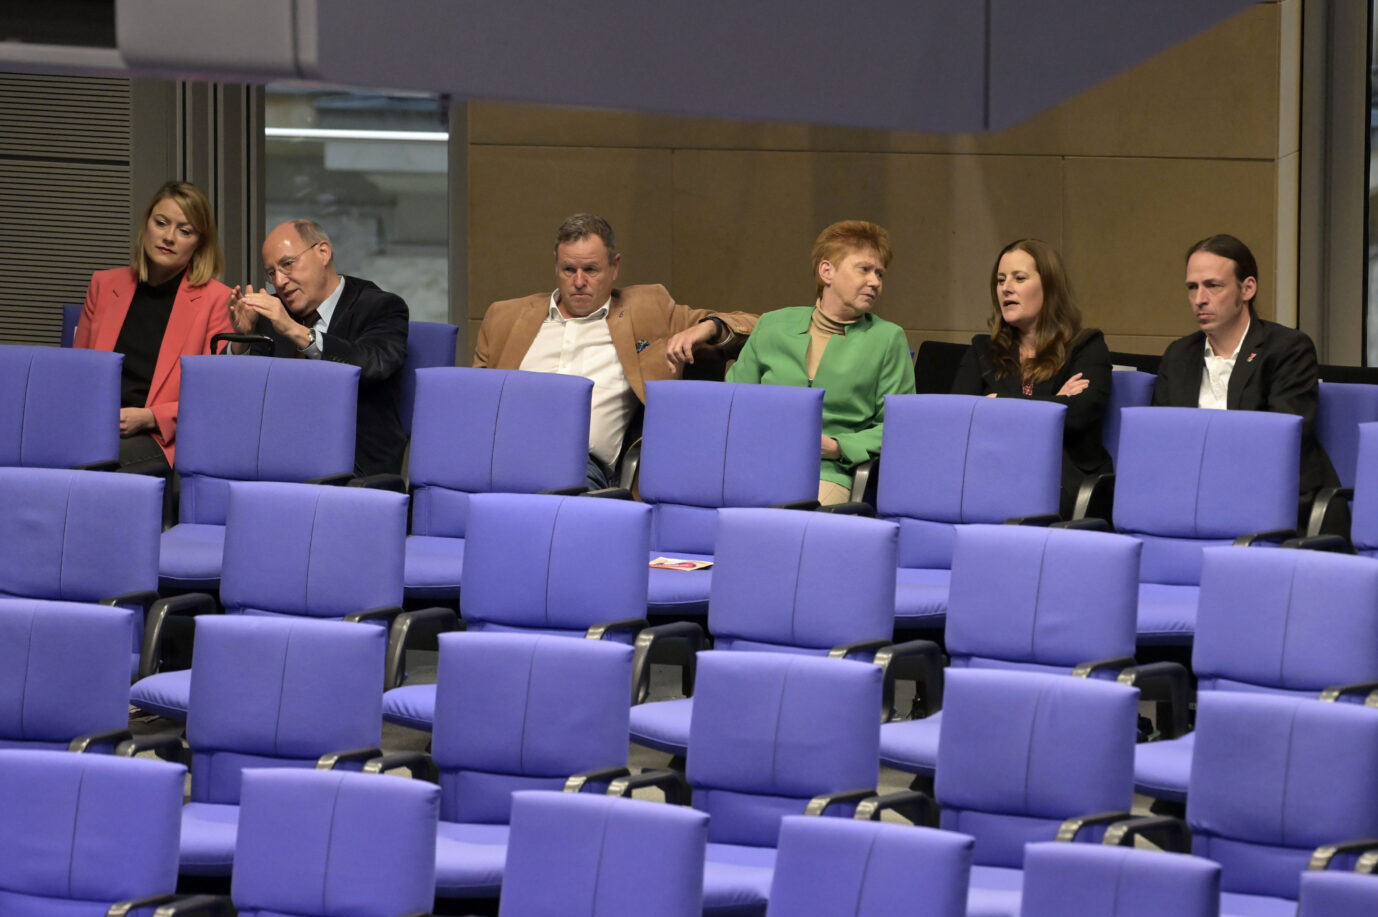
[1152,318,1338,498]
[952,329,1114,516]
[251,275,409,476]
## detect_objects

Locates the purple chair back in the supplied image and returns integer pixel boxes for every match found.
[501,791,708,917]
[462,493,650,635]
[1103,370,1156,465]
[1020,843,1221,917]
[1317,381,1378,488]
[186,616,385,805]
[0,344,120,468]
[399,321,458,435]
[687,652,881,848]
[0,750,183,910]
[708,508,897,653]
[431,633,633,825]
[1348,422,1378,553]
[409,368,591,538]
[1298,871,1378,916]
[176,355,358,525]
[220,481,406,618]
[935,669,1137,868]
[639,381,822,555]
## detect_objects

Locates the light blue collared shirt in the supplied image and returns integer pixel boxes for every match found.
[299,276,345,359]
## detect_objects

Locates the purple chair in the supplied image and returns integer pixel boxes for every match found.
[1133,545,1378,804]
[159,355,359,591]
[126,615,386,878]
[132,480,409,720]
[1324,421,1378,554]
[628,507,898,757]
[1103,369,1155,466]
[399,320,458,435]
[879,523,1140,779]
[0,749,184,914]
[383,491,649,732]
[60,303,82,348]
[765,817,974,917]
[0,344,120,468]
[1112,407,1300,644]
[637,380,823,617]
[500,791,709,917]
[0,467,162,678]
[1020,843,1220,917]
[1297,870,1378,916]
[877,395,1065,629]
[404,367,592,601]
[1316,381,1378,489]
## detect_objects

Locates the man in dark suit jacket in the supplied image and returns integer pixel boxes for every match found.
[1152,233,1338,506]
[228,219,408,476]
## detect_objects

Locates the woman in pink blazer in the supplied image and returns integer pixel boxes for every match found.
[75,181,233,470]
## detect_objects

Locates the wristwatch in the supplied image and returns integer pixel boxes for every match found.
[298,327,316,352]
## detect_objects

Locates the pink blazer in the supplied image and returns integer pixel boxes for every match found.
[74,267,233,465]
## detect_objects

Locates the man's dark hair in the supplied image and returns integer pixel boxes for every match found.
[1186,233,1258,311]
[556,214,617,258]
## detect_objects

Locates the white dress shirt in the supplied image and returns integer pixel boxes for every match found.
[1198,319,1249,410]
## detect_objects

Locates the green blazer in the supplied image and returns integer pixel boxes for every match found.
[727,306,915,486]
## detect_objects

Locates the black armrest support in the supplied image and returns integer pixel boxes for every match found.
[101,590,161,614]
[348,473,407,492]
[1005,514,1062,526]
[73,460,122,472]
[873,639,945,722]
[632,621,708,705]
[1117,661,1192,740]
[341,605,405,625]
[210,331,274,354]
[1282,534,1356,554]
[1234,528,1298,546]
[585,487,634,500]
[1103,815,1192,852]
[316,746,384,770]
[848,458,877,504]
[1306,486,1354,538]
[107,892,187,916]
[1055,810,1135,842]
[1071,655,1137,678]
[114,730,188,765]
[1051,517,1112,532]
[1072,472,1115,523]
[585,617,648,640]
[853,790,938,827]
[148,893,235,916]
[383,607,462,689]
[1309,837,1378,871]
[1356,848,1378,874]
[139,593,219,679]
[607,768,691,806]
[539,485,589,496]
[816,501,876,516]
[773,499,822,511]
[826,638,892,660]
[804,788,876,817]
[69,728,134,753]
[307,472,355,487]
[1318,680,1378,704]
[564,766,632,793]
[362,750,438,782]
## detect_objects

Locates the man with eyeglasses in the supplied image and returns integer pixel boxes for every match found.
[228,219,408,476]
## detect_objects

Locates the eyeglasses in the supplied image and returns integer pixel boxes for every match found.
[264,241,323,283]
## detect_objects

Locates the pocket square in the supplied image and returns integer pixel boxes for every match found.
[635,340,650,353]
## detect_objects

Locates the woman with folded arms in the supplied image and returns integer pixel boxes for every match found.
[75,180,233,472]
[951,238,1112,517]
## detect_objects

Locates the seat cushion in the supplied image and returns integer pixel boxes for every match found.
[895,568,951,626]
[647,553,714,616]
[130,669,192,722]
[158,523,226,588]
[967,863,1025,917]
[1135,583,1199,645]
[703,842,776,917]
[628,697,693,757]
[1219,890,1302,917]
[382,683,436,732]
[878,712,943,776]
[1133,732,1195,803]
[403,535,465,598]
[179,801,240,876]
[434,821,511,898]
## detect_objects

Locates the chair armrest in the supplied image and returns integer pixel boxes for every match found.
[804,788,876,816]
[316,747,385,770]
[1071,655,1137,678]
[1004,513,1062,526]
[632,621,708,705]
[848,458,877,504]
[148,894,235,917]
[1282,534,1356,554]
[1071,472,1115,523]
[384,607,463,689]
[107,892,187,916]
[348,473,407,492]
[1051,518,1112,531]
[1357,848,1378,874]
[69,728,134,753]
[210,332,274,354]
[816,501,876,516]
[607,769,692,806]
[564,766,632,793]
[873,639,945,722]
[1306,486,1354,537]
[826,638,892,660]
[774,499,822,511]
[853,790,938,827]
[617,439,642,492]
[139,593,220,679]
[307,472,355,487]
[362,750,438,782]
[1055,810,1135,842]
[72,460,122,472]
[114,731,189,765]
[1234,528,1298,546]
[585,487,634,500]
[584,617,648,640]
[1117,662,1192,739]
[342,605,405,625]
[540,485,589,496]
[1318,680,1378,704]
[1103,815,1192,852]
[1309,837,1378,871]
[101,590,161,613]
